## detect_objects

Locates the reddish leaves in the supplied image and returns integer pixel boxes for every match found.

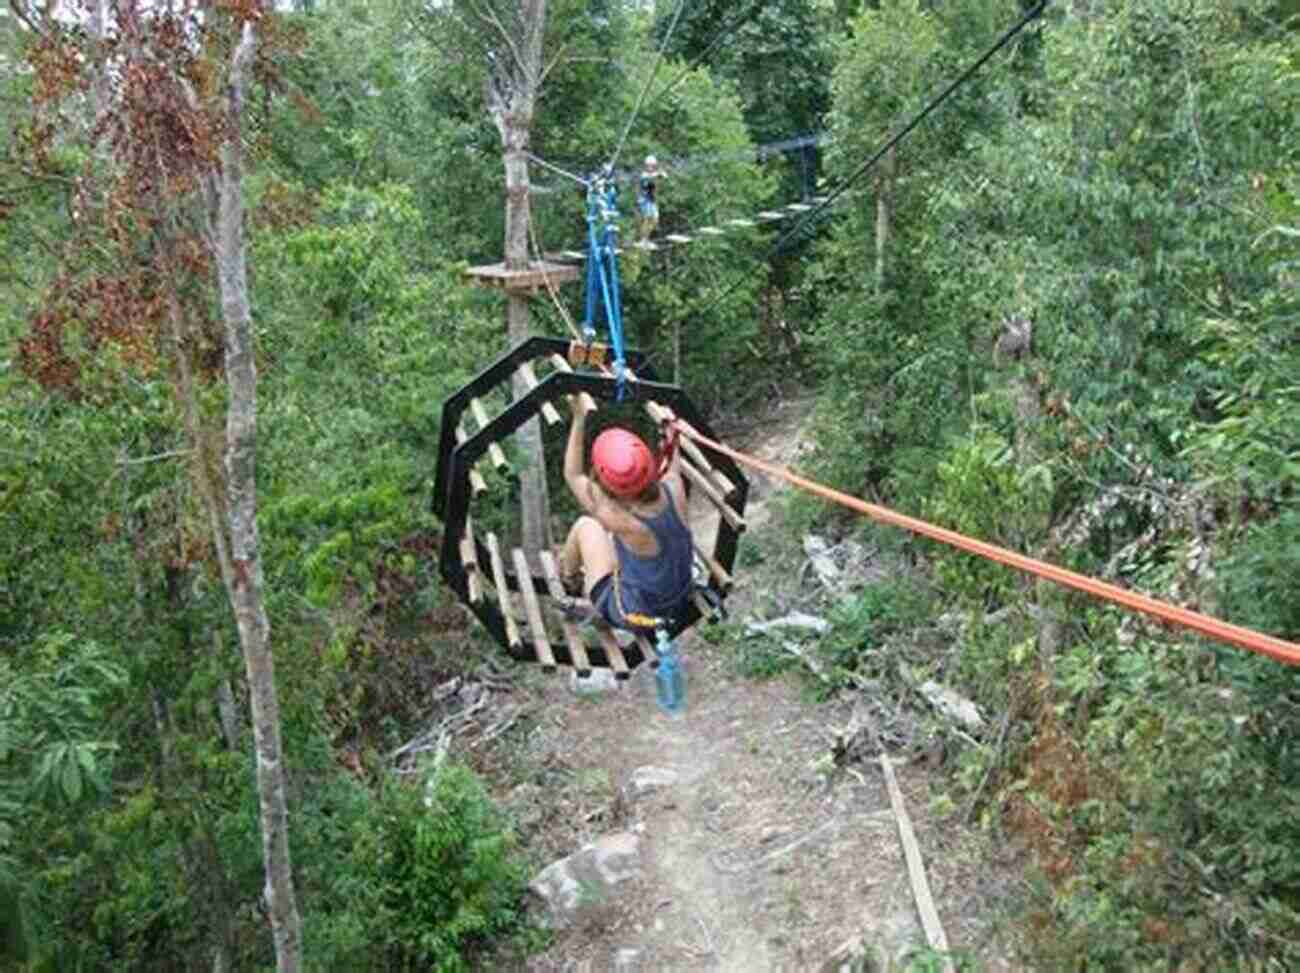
[14,2,286,397]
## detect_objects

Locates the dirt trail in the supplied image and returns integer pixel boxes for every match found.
[509,398,1019,971]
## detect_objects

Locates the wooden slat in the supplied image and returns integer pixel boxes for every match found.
[758,210,787,220]
[699,548,734,592]
[680,457,746,532]
[537,549,569,600]
[636,632,659,669]
[469,397,509,471]
[485,532,522,650]
[692,589,717,621]
[548,353,598,414]
[699,226,726,236]
[512,548,556,671]
[517,362,561,425]
[727,218,757,228]
[641,399,736,496]
[538,551,591,675]
[665,233,693,243]
[594,627,630,680]
[454,425,489,496]
[460,518,482,604]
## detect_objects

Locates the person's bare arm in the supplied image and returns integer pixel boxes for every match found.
[564,396,600,515]
[660,423,688,514]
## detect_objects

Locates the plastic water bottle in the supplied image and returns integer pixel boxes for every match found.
[654,629,686,716]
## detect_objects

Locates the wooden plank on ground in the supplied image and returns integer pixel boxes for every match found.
[880,754,953,972]
[511,548,556,671]
[469,397,509,471]
[485,532,522,650]
[680,457,746,532]
[517,362,561,425]
[537,550,591,674]
[594,627,630,680]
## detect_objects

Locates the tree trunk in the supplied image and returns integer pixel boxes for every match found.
[874,146,895,292]
[492,0,550,556]
[214,630,241,749]
[214,22,303,971]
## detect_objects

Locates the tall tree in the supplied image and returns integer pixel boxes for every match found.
[10,2,303,967]
[485,0,551,555]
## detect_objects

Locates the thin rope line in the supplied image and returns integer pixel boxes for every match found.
[680,0,1049,329]
[525,151,590,187]
[770,0,1049,256]
[641,0,767,117]
[607,0,689,175]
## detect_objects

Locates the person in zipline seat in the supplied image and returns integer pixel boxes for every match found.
[637,155,663,242]
[558,396,693,631]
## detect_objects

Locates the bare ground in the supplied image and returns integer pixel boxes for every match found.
[475,395,1026,971]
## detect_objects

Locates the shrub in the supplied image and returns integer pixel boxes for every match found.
[307,761,529,971]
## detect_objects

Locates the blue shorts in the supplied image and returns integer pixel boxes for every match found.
[589,574,685,632]
[589,574,623,629]
[638,199,658,219]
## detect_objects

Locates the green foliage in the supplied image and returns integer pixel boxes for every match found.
[925,430,1052,606]
[1179,212,1300,639]
[1022,631,1300,967]
[306,762,529,970]
[664,0,835,144]
[818,580,933,687]
[0,633,126,807]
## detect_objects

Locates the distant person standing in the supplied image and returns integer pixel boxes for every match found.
[637,155,664,243]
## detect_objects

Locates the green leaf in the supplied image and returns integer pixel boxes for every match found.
[61,754,82,803]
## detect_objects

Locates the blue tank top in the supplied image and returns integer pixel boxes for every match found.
[612,485,693,617]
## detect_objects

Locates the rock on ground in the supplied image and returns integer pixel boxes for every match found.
[528,832,644,930]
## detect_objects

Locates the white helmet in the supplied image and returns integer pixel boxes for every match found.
[644,155,658,169]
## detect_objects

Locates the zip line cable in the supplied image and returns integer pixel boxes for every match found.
[670,420,1300,667]
[607,0,689,175]
[776,0,1050,255]
[639,0,769,117]
[678,0,1050,329]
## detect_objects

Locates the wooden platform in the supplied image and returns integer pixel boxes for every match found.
[465,260,580,294]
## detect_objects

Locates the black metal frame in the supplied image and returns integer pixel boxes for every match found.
[434,336,748,671]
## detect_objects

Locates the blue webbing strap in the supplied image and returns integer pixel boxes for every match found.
[582,173,629,399]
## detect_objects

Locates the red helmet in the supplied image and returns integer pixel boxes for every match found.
[591,428,656,498]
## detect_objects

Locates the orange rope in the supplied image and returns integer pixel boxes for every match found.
[673,421,1300,667]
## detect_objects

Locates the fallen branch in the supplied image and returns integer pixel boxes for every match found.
[469,705,527,748]
[389,694,489,761]
[780,640,827,681]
